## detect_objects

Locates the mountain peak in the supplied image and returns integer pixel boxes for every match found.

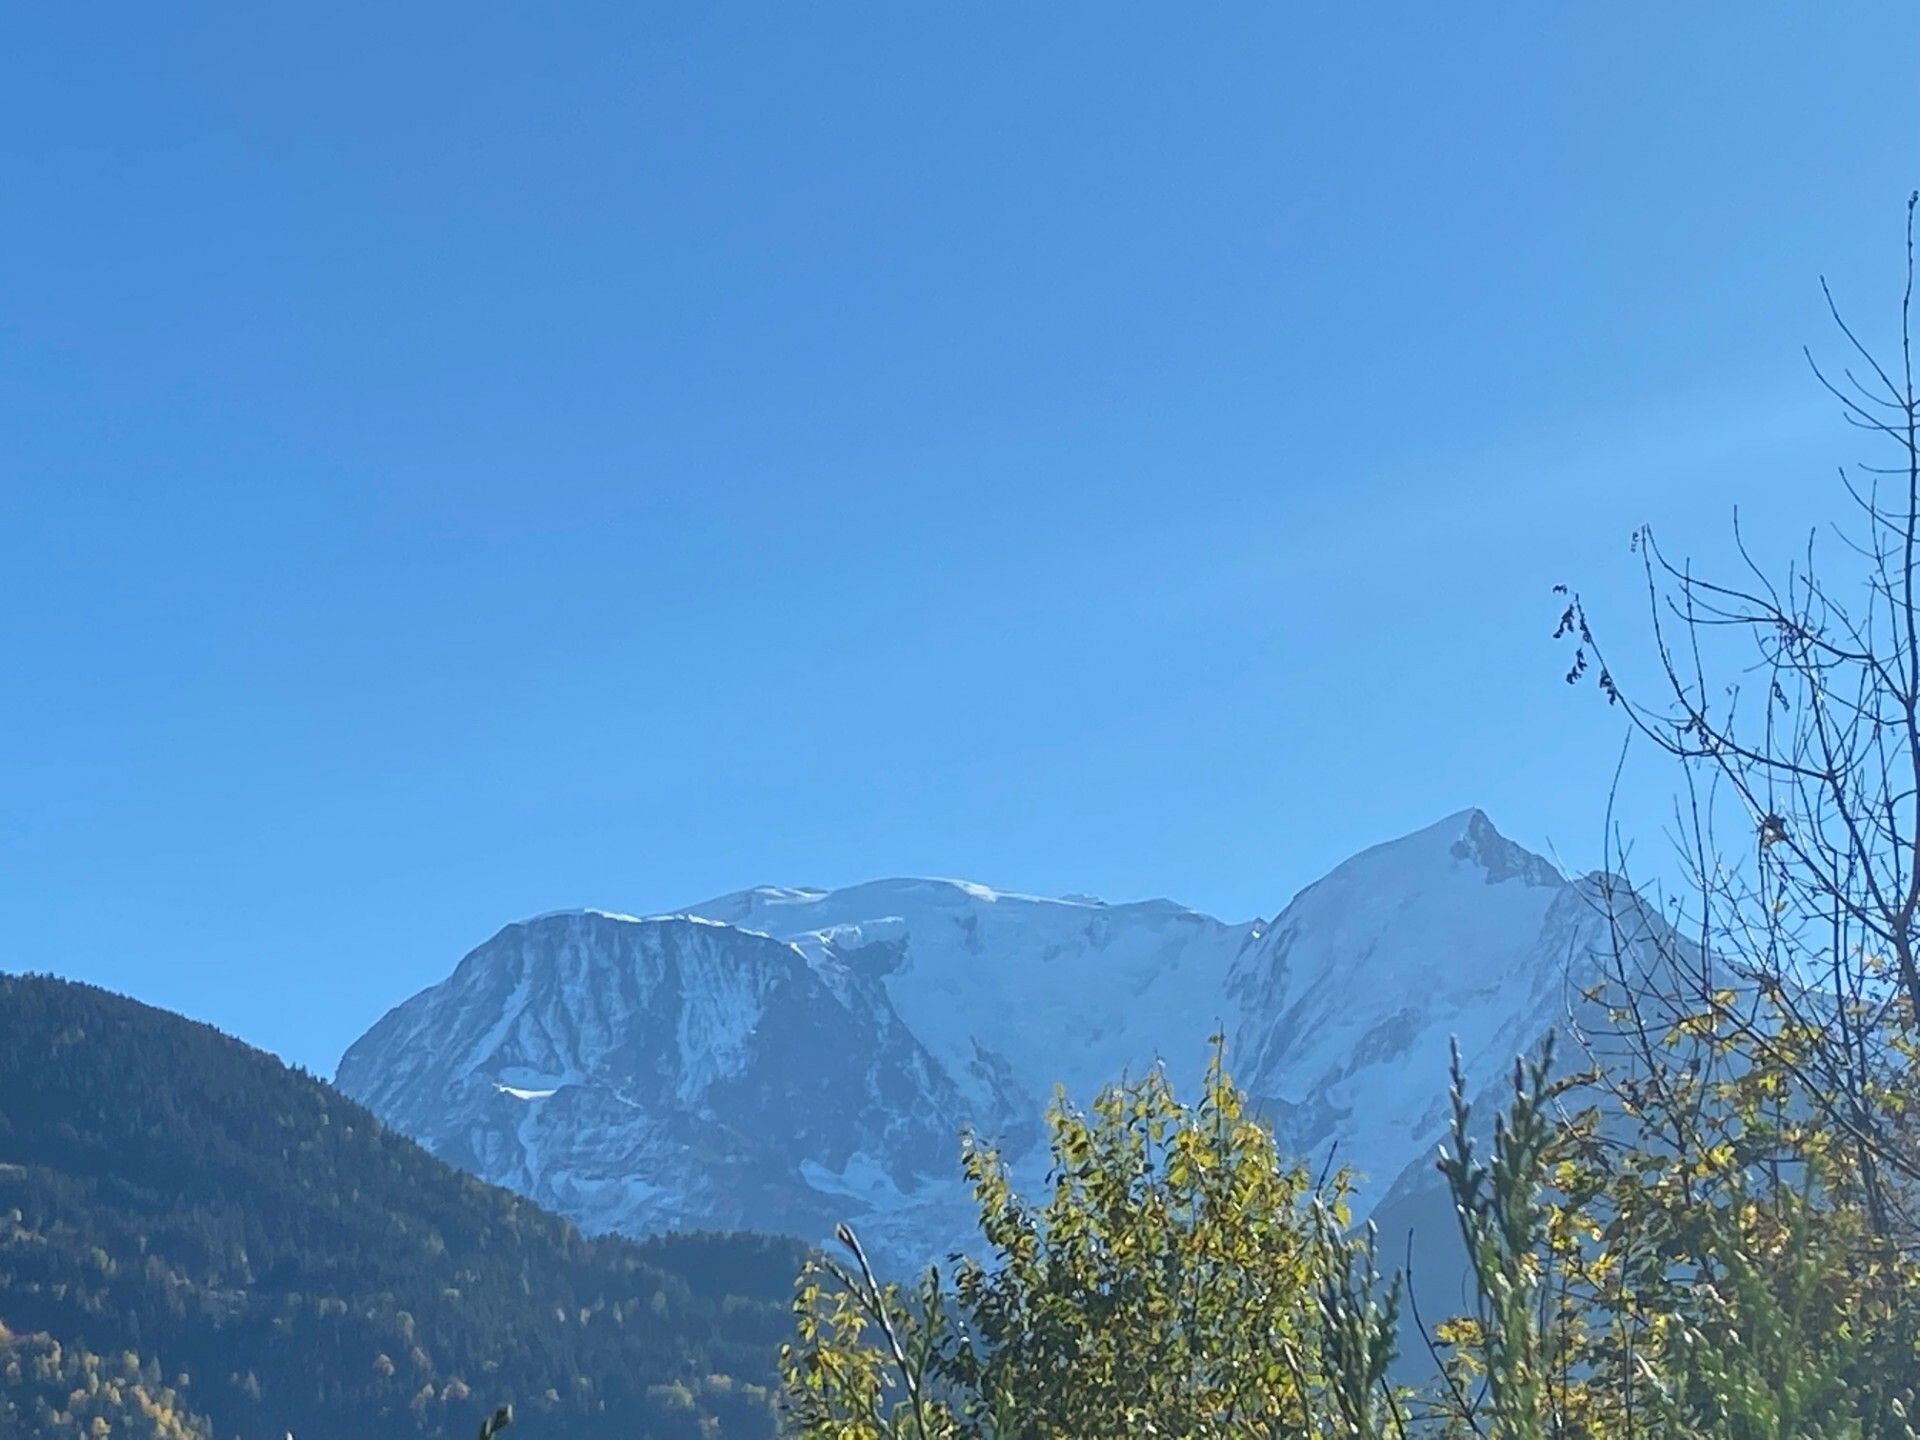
[1304,809,1563,899]
[1447,809,1564,887]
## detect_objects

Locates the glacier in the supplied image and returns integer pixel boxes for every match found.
[335,809,1637,1273]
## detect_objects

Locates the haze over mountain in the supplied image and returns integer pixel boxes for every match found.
[338,810,1635,1274]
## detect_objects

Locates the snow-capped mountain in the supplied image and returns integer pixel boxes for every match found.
[685,878,1267,1130]
[1225,810,1614,1206]
[334,911,981,1246]
[336,810,1624,1271]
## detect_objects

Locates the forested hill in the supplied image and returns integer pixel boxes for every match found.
[0,973,806,1440]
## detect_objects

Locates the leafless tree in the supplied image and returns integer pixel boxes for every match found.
[1555,193,1920,1243]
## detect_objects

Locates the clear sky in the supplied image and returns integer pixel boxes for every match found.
[4,6,1917,1075]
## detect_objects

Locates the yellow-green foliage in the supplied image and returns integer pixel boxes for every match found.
[783,1020,1920,1440]
[0,1323,212,1440]
[780,1041,1403,1439]
[1429,1019,1920,1440]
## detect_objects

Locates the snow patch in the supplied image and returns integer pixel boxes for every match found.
[495,1083,557,1101]
[800,1152,914,1210]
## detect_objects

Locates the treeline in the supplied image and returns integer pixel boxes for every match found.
[0,972,805,1440]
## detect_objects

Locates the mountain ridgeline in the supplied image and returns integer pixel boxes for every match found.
[0,974,805,1440]
[337,810,1648,1275]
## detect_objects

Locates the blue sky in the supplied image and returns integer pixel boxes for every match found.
[3,6,1917,1074]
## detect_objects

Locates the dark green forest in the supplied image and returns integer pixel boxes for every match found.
[0,973,804,1440]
